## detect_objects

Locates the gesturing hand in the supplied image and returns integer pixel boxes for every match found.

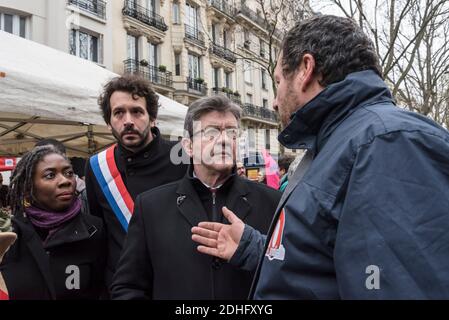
[191,206,244,261]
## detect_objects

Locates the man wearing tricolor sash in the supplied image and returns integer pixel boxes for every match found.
[85,75,187,291]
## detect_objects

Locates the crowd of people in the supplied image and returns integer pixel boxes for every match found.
[1,14,449,300]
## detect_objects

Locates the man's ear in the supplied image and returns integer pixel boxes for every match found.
[299,53,317,92]
[107,124,112,131]
[181,137,193,158]
[150,118,156,127]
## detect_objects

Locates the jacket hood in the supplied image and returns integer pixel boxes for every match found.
[278,70,394,151]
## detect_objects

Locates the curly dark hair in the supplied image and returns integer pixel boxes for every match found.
[281,15,382,86]
[98,74,159,125]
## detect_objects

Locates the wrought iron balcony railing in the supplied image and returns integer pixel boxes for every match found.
[185,24,205,47]
[210,87,242,105]
[68,0,106,19]
[187,77,207,95]
[124,59,173,87]
[122,0,168,32]
[238,4,284,40]
[242,103,278,123]
[238,4,266,29]
[209,42,236,63]
[208,0,236,18]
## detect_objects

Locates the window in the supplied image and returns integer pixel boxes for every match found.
[70,29,100,63]
[172,2,180,24]
[175,53,181,76]
[146,0,156,14]
[259,38,265,57]
[223,29,228,49]
[248,127,256,149]
[261,68,267,90]
[0,13,26,38]
[246,93,253,104]
[263,99,268,108]
[265,129,270,150]
[127,34,138,60]
[243,29,250,49]
[149,42,158,66]
[244,60,252,84]
[185,2,199,30]
[211,24,217,43]
[4,14,13,33]
[188,53,201,79]
[212,67,219,89]
[225,72,232,89]
[19,16,25,38]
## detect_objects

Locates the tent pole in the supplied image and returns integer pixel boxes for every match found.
[87,125,95,155]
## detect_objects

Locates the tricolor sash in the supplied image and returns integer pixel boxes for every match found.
[90,145,134,231]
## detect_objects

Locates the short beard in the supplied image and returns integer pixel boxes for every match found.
[111,126,151,151]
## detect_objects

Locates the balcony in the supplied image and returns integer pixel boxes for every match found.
[237,4,267,29]
[242,103,278,124]
[68,0,106,19]
[208,0,236,19]
[122,0,168,32]
[124,59,173,87]
[209,42,236,63]
[237,4,283,40]
[210,87,242,105]
[185,24,205,47]
[187,77,208,95]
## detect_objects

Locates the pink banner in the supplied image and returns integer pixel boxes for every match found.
[262,149,280,189]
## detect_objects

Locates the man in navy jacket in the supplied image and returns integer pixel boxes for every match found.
[191,15,449,299]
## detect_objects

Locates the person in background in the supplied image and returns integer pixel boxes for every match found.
[277,155,295,192]
[257,170,266,185]
[236,161,246,178]
[0,173,9,208]
[0,145,106,299]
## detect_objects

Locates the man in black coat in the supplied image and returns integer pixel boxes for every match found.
[85,75,187,288]
[111,96,281,299]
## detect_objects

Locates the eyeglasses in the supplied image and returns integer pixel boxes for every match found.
[193,127,239,141]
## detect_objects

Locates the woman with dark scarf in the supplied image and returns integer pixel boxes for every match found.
[0,146,106,300]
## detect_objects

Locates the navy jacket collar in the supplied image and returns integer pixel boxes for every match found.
[278,70,394,151]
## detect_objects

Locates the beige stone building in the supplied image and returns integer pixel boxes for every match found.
[0,0,300,162]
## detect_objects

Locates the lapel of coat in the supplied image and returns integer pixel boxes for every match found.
[225,177,251,223]
[176,177,209,227]
[14,216,57,299]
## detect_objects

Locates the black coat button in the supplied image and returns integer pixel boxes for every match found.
[212,258,221,270]
[144,152,150,158]
[129,171,135,176]
[127,158,132,162]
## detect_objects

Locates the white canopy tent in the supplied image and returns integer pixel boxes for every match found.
[0,31,187,157]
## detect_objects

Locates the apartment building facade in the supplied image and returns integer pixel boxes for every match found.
[0,0,300,161]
